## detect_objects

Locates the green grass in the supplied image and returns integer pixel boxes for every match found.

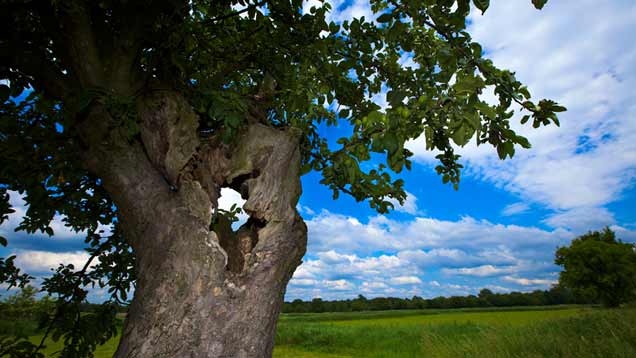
[6,306,636,357]
[274,306,636,358]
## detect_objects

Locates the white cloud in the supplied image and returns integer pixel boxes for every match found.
[442,265,515,277]
[361,281,388,290]
[398,52,419,70]
[324,279,356,291]
[285,209,636,299]
[501,202,530,216]
[611,224,636,243]
[297,205,316,216]
[543,207,615,233]
[13,250,91,273]
[398,247,517,268]
[503,276,557,287]
[0,191,112,242]
[388,191,420,215]
[390,276,422,285]
[306,210,574,255]
[289,278,318,287]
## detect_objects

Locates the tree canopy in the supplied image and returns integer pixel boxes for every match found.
[1,0,563,219]
[0,0,563,356]
[555,228,636,307]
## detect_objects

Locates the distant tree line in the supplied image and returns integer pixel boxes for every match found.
[0,286,54,321]
[0,286,127,322]
[0,285,601,319]
[282,286,595,313]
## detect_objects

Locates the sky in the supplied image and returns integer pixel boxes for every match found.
[2,0,636,302]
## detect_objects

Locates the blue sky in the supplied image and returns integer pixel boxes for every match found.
[2,0,636,301]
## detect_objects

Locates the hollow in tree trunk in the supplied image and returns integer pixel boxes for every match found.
[79,91,307,357]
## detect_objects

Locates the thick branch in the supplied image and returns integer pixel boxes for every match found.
[58,1,104,88]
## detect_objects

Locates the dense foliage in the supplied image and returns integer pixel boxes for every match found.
[556,228,636,307]
[282,287,593,313]
[0,0,563,356]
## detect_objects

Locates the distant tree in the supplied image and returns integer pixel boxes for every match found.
[555,228,636,307]
[0,286,55,321]
[1,286,36,319]
[478,288,494,306]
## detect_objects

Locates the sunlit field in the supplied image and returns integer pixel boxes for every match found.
[7,305,636,357]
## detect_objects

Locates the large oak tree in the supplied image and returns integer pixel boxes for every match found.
[0,0,563,356]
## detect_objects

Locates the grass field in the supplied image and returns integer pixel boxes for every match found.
[9,305,636,357]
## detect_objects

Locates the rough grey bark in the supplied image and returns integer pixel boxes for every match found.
[79,91,307,357]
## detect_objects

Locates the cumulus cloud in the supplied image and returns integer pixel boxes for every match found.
[305,210,574,255]
[13,250,91,274]
[387,191,420,215]
[0,191,101,242]
[543,207,616,233]
[390,276,422,285]
[0,191,112,254]
[442,265,515,277]
[503,276,558,287]
[281,209,634,300]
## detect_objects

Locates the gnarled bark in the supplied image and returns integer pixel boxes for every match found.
[79,91,307,357]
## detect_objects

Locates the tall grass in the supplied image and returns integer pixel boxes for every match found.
[4,306,635,357]
[274,307,636,358]
[423,308,636,357]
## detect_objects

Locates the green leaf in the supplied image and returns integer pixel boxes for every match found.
[377,13,393,23]
[474,0,490,14]
[371,136,384,153]
[383,132,399,155]
[505,141,515,158]
[552,105,567,112]
[451,124,469,146]
[0,236,7,247]
[516,135,532,149]
[455,74,485,95]
[367,110,384,124]
[387,90,406,106]
[518,86,531,99]
[520,115,530,124]
[497,144,506,159]
[532,0,548,10]
[0,84,10,102]
[226,113,241,128]
[475,102,496,120]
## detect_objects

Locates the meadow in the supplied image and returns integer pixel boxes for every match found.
[7,305,636,357]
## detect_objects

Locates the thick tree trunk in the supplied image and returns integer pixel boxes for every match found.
[79,91,307,357]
